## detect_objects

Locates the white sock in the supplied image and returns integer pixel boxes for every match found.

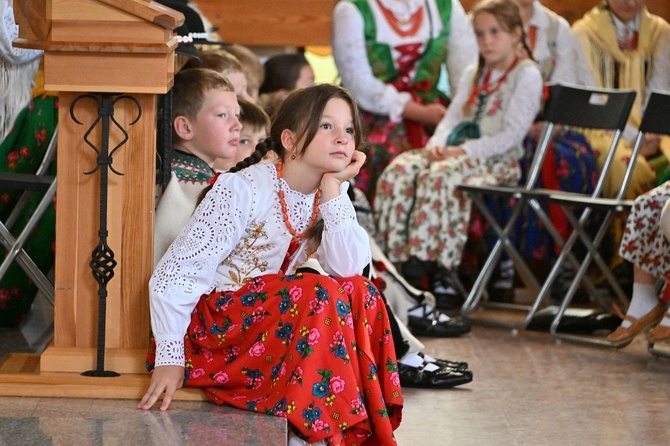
[407,303,452,322]
[399,352,439,372]
[492,259,514,288]
[622,283,659,328]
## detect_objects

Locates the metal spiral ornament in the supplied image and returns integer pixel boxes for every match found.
[69,93,142,377]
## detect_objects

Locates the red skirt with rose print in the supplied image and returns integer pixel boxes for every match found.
[146,272,403,445]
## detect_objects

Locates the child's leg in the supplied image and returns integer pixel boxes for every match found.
[373,150,427,263]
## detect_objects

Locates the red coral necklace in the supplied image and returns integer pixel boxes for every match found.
[276,160,321,239]
[376,0,424,38]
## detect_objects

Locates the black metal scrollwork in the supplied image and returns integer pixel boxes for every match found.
[69,93,142,377]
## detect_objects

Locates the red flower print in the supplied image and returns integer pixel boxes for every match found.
[189,367,206,379]
[289,285,302,302]
[212,371,230,384]
[329,376,345,394]
[249,341,266,357]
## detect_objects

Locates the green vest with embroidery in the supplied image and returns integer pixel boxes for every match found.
[347,0,452,103]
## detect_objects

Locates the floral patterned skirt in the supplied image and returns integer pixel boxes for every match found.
[356,111,430,203]
[147,273,402,445]
[374,149,519,269]
[620,181,670,279]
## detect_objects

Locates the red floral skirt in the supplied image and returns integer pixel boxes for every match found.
[147,272,403,445]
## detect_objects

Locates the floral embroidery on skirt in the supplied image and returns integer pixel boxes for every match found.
[374,149,519,269]
[146,273,403,445]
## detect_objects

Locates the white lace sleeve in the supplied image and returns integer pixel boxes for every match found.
[425,64,475,148]
[149,173,253,367]
[332,1,411,121]
[317,182,371,277]
[445,0,478,93]
[462,64,543,158]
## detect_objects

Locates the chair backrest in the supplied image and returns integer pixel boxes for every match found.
[540,83,636,130]
[640,91,670,136]
[525,84,636,190]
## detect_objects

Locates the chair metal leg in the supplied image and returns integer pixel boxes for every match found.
[648,341,670,358]
[548,207,628,347]
[0,180,57,305]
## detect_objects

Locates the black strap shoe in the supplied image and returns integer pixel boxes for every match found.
[398,361,473,389]
[407,304,471,338]
[416,352,469,372]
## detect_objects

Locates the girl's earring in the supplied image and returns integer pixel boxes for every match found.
[291,153,296,160]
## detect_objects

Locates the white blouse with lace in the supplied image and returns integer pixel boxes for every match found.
[427,62,543,159]
[332,0,477,122]
[149,163,371,367]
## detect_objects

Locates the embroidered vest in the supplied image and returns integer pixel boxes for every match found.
[471,59,537,161]
[347,0,452,103]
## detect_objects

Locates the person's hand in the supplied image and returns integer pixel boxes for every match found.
[419,103,447,126]
[403,101,447,127]
[424,145,466,163]
[320,150,366,201]
[137,365,184,411]
[641,133,661,158]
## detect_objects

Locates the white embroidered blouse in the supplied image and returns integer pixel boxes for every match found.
[149,163,371,367]
[332,0,478,122]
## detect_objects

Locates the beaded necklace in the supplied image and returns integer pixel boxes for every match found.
[468,56,520,106]
[276,160,321,239]
[375,0,424,38]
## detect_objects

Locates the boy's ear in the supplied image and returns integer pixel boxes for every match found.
[280,128,296,154]
[174,116,193,141]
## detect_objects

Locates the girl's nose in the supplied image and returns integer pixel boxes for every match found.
[335,128,348,144]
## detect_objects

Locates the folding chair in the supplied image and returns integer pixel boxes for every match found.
[546,91,670,346]
[0,127,58,305]
[458,84,636,329]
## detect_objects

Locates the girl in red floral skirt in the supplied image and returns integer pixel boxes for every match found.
[139,84,403,445]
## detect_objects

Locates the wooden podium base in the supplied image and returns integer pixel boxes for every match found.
[0,353,207,401]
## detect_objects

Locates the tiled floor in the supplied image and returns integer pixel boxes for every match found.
[1,309,670,445]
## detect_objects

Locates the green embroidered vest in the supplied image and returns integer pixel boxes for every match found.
[347,0,452,103]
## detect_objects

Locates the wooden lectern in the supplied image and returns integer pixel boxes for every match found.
[0,0,202,400]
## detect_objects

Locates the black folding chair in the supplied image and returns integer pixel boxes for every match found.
[0,127,58,305]
[458,84,636,329]
[547,91,670,346]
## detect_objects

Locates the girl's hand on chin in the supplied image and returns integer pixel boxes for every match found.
[322,150,366,185]
[320,151,366,200]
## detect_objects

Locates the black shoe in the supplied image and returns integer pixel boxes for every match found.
[416,352,469,372]
[407,305,471,338]
[487,260,516,303]
[432,277,465,311]
[401,256,432,290]
[398,362,473,389]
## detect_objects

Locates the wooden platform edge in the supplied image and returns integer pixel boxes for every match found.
[0,353,207,401]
